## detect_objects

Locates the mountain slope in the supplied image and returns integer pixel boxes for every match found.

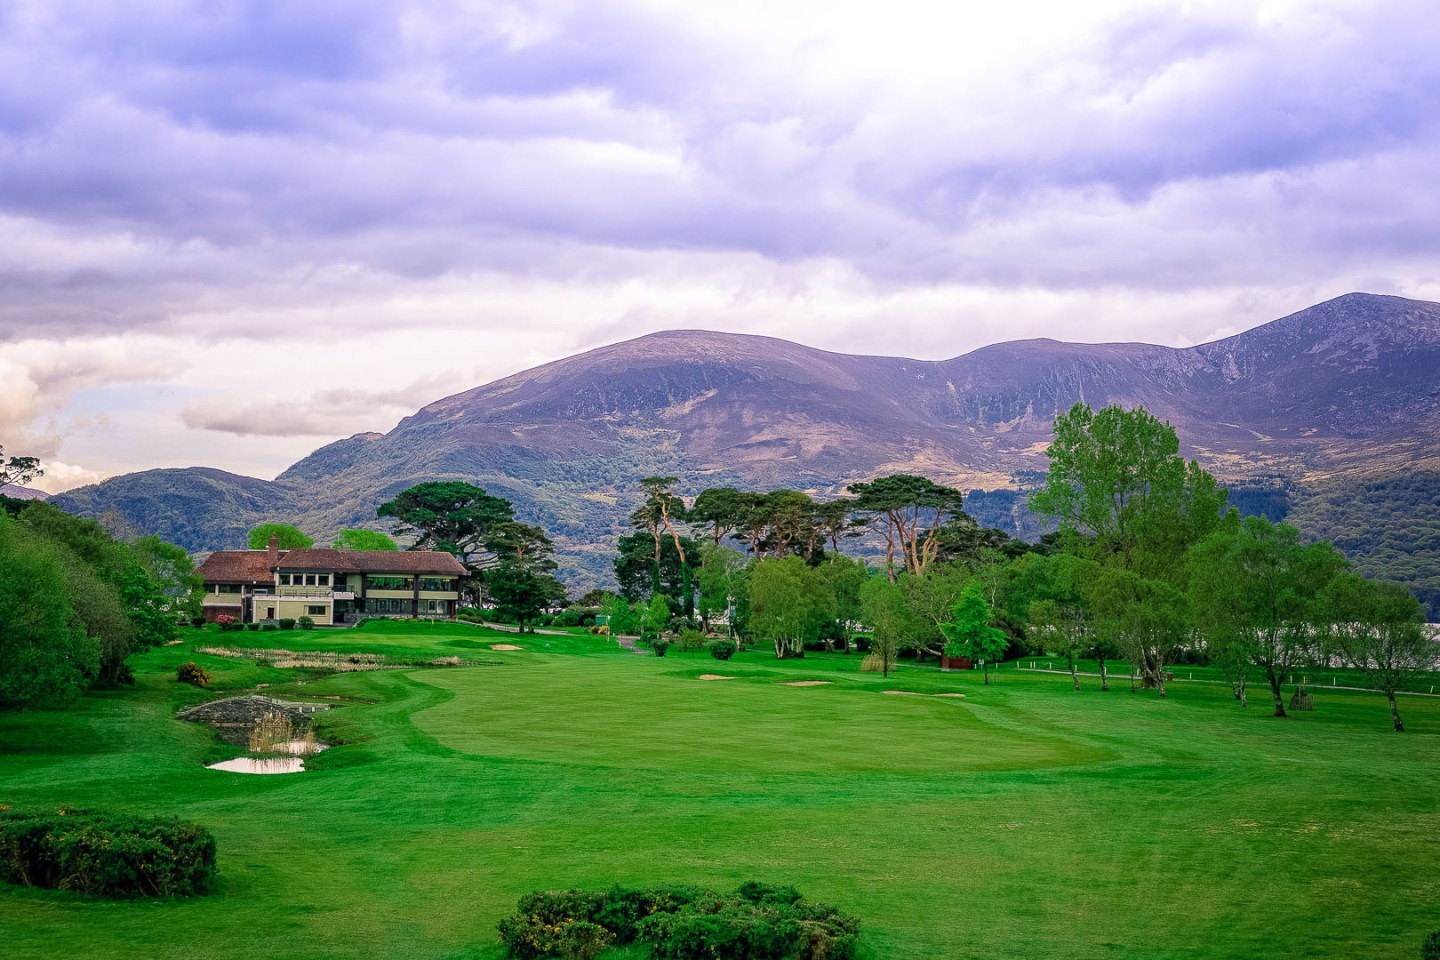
[52,292,1440,590]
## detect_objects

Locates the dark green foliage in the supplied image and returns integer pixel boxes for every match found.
[246,622,259,631]
[1422,929,1440,960]
[246,523,313,550]
[497,885,857,960]
[176,662,210,687]
[297,615,315,630]
[376,481,514,557]
[650,638,670,657]
[708,640,736,660]
[0,809,217,898]
[331,528,398,551]
[278,618,296,630]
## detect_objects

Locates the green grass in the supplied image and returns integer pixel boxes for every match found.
[3,622,1439,959]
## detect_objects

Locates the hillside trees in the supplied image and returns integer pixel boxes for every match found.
[847,475,969,579]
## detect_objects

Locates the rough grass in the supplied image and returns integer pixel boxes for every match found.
[1,620,1438,960]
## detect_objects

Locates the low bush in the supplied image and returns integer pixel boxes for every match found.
[190,616,206,628]
[496,884,857,960]
[246,622,260,631]
[707,640,736,661]
[0,809,217,898]
[298,615,315,630]
[261,623,278,632]
[176,661,210,687]
[675,628,706,655]
[1424,930,1440,960]
[278,618,296,630]
[651,638,671,658]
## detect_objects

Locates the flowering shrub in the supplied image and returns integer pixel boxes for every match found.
[215,614,234,627]
[176,661,210,687]
[0,809,217,898]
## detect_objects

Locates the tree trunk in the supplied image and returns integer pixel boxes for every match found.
[1070,660,1080,691]
[1389,691,1405,732]
[1129,666,1136,694]
[982,660,990,685]
[1098,657,1108,692]
[1156,671,1167,698]
[1267,671,1288,718]
[1238,675,1247,708]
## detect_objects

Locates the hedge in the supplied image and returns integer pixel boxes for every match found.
[0,809,217,898]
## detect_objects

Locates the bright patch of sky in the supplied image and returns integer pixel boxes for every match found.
[1,0,1437,492]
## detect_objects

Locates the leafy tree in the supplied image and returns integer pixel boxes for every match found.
[376,481,514,557]
[696,543,747,635]
[1030,403,1229,576]
[1021,554,1099,691]
[1320,573,1432,731]
[578,588,615,608]
[1091,568,1189,696]
[940,583,1009,684]
[487,562,566,633]
[614,531,700,607]
[748,556,833,659]
[1188,517,1347,716]
[485,521,558,573]
[688,487,755,547]
[332,529,399,551]
[641,593,671,643]
[0,513,100,709]
[246,523,313,550]
[822,555,870,652]
[859,576,922,678]
[0,444,43,491]
[896,563,972,660]
[131,535,203,624]
[629,477,691,609]
[600,595,639,637]
[847,474,970,579]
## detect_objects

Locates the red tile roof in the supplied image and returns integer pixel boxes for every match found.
[275,549,467,575]
[195,550,281,583]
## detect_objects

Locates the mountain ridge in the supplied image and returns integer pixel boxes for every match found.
[52,292,1440,591]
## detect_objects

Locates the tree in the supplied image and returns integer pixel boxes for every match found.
[1189,517,1347,717]
[1029,403,1229,576]
[1020,554,1099,691]
[0,512,100,709]
[0,444,43,491]
[246,523,313,550]
[485,521,558,573]
[131,535,203,624]
[332,529,399,551]
[487,562,566,633]
[688,487,755,547]
[1091,568,1188,696]
[696,543,747,635]
[615,531,700,607]
[822,555,870,652]
[859,576,922,678]
[600,595,639,638]
[940,583,1009,684]
[377,482,515,557]
[1320,573,1433,731]
[627,477,692,611]
[847,475,969,579]
[641,593,671,643]
[748,556,833,659]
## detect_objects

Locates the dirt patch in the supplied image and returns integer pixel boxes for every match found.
[489,644,524,651]
[698,674,736,681]
[782,681,832,687]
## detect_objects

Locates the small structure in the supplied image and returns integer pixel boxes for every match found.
[940,654,974,672]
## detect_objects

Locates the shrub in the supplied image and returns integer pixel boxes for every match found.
[176,662,210,687]
[496,884,857,960]
[708,640,737,661]
[297,615,315,630]
[261,623,278,632]
[651,638,671,658]
[1424,930,1440,960]
[0,809,217,898]
[215,614,234,627]
[246,622,260,631]
[190,616,206,628]
[278,618,296,630]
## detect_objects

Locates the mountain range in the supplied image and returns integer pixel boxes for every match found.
[51,292,1440,593]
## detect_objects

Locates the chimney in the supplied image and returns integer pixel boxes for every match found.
[267,535,279,567]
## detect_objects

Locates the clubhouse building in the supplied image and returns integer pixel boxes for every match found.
[196,537,465,625]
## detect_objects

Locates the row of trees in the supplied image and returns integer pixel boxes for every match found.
[608,404,1435,730]
[0,497,200,710]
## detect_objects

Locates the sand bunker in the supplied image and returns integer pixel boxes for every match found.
[206,757,306,775]
[489,644,524,651]
[782,681,832,687]
[932,693,967,698]
[698,674,736,681]
[882,690,923,696]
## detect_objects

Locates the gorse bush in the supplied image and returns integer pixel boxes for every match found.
[176,661,210,687]
[496,883,858,960]
[0,809,217,898]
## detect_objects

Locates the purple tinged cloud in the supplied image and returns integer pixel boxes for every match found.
[1,0,1439,487]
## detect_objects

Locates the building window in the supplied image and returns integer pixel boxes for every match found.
[279,573,291,585]
[318,573,330,586]
[307,605,326,616]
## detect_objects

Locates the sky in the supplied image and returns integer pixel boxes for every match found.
[3,0,1439,493]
